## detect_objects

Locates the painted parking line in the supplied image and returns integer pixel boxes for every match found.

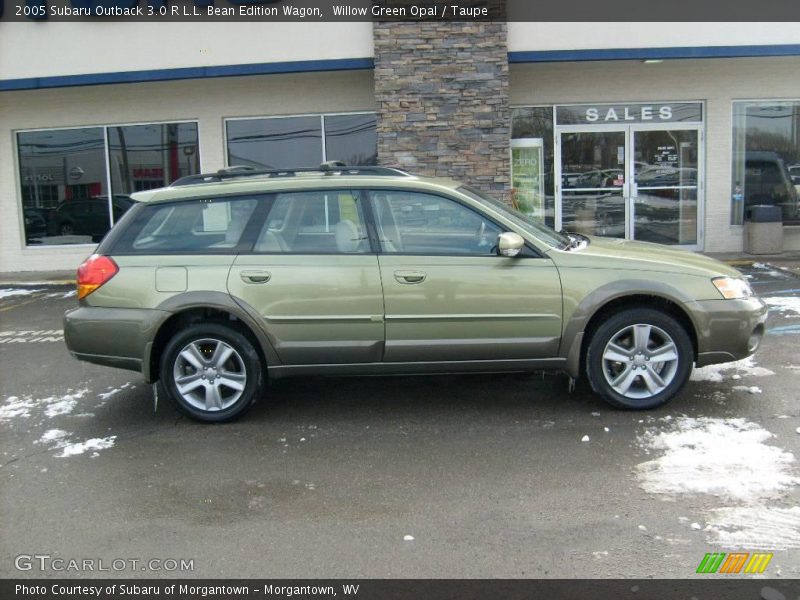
[0,330,64,343]
[0,294,49,313]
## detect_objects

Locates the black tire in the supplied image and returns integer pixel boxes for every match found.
[585,308,693,410]
[59,221,74,236]
[160,323,262,422]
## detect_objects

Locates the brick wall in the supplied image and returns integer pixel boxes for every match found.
[372,21,510,195]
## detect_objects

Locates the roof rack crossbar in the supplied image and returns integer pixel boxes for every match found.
[171,164,411,186]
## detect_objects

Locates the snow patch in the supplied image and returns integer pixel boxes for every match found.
[403,535,414,541]
[690,357,774,383]
[581,435,590,442]
[763,296,800,317]
[0,396,36,421]
[0,288,43,299]
[97,382,132,401]
[705,506,800,550]
[1,389,89,421]
[46,290,77,299]
[732,385,762,395]
[56,436,116,458]
[36,429,69,446]
[636,417,798,502]
[43,389,88,418]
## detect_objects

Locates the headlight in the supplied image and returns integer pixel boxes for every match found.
[712,277,753,299]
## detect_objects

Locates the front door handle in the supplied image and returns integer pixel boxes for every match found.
[240,270,271,284]
[394,270,426,284]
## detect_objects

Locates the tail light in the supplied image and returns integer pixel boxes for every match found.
[76,254,119,299]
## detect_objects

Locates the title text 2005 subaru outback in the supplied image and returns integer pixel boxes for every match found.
[64,164,767,422]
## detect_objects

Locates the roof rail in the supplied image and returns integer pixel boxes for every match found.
[171,163,411,186]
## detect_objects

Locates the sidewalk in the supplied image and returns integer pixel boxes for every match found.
[705,251,800,275]
[1,252,799,287]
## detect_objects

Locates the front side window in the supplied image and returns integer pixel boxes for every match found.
[369,191,501,255]
[254,190,369,254]
[17,122,199,246]
[732,101,800,225]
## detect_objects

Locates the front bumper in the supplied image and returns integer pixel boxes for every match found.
[64,306,168,376]
[687,296,768,367]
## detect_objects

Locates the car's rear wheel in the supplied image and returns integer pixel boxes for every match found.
[160,323,262,422]
[59,222,74,236]
[586,308,693,410]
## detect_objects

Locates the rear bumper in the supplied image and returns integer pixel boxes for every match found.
[64,306,167,376]
[688,297,768,367]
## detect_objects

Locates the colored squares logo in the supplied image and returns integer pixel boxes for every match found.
[696,552,773,574]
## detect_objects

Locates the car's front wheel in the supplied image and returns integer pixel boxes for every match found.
[586,308,693,410]
[160,323,262,422]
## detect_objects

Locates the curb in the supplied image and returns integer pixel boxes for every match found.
[0,280,74,286]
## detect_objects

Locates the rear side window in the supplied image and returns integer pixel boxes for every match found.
[114,196,260,253]
[253,190,370,254]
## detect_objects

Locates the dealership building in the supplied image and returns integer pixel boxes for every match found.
[1,21,800,272]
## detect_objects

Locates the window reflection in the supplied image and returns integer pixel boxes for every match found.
[324,114,377,166]
[511,107,555,228]
[732,101,800,225]
[17,122,199,246]
[18,127,108,244]
[226,116,323,169]
[108,123,199,194]
[225,113,378,170]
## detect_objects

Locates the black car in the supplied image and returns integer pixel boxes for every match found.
[48,196,135,242]
[23,208,48,243]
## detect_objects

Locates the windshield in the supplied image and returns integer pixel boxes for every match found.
[458,185,571,249]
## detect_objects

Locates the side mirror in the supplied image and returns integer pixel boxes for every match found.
[497,232,525,257]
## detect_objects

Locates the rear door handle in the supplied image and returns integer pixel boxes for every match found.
[394,270,426,284]
[240,270,271,284]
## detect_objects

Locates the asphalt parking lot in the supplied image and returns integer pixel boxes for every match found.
[1,262,799,579]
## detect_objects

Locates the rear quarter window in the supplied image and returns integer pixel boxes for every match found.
[111,196,262,254]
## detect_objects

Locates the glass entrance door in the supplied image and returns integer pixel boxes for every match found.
[556,126,701,247]
[631,129,699,246]
[558,130,627,238]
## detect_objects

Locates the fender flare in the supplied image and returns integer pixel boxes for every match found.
[561,279,701,378]
[144,291,281,381]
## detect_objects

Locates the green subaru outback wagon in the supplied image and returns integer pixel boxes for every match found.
[64,164,767,422]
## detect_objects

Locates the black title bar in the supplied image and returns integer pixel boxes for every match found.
[3,579,800,600]
[4,0,800,22]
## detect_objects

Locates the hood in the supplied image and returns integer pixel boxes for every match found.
[548,236,743,279]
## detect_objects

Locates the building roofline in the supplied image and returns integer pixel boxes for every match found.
[508,44,800,63]
[0,57,375,92]
[3,44,800,92]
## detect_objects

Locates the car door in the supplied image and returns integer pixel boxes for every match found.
[228,189,385,365]
[369,189,563,363]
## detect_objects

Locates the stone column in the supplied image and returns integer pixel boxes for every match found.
[372,21,510,196]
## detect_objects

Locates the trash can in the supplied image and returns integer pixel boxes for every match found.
[744,205,783,255]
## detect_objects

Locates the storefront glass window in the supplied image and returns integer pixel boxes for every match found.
[108,123,199,195]
[511,107,555,228]
[324,114,378,166]
[732,101,800,225]
[225,113,377,170]
[17,122,199,246]
[226,116,323,169]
